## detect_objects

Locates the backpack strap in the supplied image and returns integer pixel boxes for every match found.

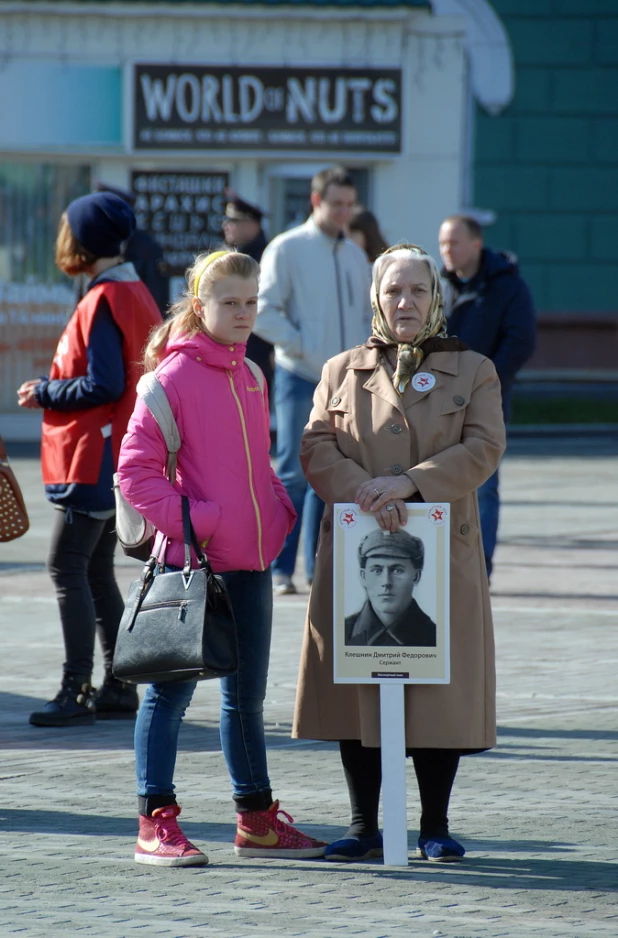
[136,372,181,483]
[245,357,265,395]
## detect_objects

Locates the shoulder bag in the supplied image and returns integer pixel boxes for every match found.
[0,435,30,542]
[112,495,238,684]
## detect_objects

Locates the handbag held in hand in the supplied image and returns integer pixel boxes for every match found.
[113,496,238,684]
[0,435,30,542]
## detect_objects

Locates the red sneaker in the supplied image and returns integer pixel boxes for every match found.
[234,800,327,858]
[135,805,208,867]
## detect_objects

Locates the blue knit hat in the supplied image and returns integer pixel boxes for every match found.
[66,192,136,259]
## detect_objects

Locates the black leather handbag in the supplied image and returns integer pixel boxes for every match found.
[113,496,238,684]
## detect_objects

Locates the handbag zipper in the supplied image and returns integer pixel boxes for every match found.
[139,600,189,621]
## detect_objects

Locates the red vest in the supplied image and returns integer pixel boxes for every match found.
[41,280,162,484]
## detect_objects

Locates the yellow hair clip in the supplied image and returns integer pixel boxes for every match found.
[193,251,230,297]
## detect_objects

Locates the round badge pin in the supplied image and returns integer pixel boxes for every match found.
[411,372,436,392]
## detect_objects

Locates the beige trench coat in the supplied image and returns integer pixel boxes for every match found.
[292,345,506,749]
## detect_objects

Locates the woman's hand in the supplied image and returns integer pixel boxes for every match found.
[17,379,43,409]
[373,497,408,532]
[355,475,416,513]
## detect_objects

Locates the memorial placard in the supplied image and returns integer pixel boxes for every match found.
[333,503,450,684]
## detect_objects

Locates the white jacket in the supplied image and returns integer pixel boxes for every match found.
[254,217,372,382]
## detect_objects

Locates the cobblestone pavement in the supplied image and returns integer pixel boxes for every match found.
[1,440,617,938]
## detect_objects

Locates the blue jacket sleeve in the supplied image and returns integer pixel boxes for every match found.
[491,279,536,390]
[35,297,125,411]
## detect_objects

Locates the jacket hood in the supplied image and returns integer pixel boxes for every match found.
[443,247,519,286]
[163,329,248,368]
[480,247,519,279]
[89,261,140,289]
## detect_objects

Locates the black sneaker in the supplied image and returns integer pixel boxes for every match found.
[29,674,96,727]
[94,674,139,720]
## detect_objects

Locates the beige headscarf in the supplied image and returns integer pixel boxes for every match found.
[368,243,449,394]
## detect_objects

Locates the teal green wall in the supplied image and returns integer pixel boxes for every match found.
[474,0,618,313]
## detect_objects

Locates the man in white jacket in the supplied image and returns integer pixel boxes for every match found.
[255,167,372,595]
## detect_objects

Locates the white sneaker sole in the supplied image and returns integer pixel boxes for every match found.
[135,851,208,867]
[234,845,326,859]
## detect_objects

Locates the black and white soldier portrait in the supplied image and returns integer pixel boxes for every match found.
[345,529,437,647]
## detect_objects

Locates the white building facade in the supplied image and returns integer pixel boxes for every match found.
[0,0,511,435]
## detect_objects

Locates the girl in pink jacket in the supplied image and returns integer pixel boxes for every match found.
[117,250,326,867]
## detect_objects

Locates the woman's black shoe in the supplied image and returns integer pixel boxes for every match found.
[29,674,96,727]
[94,674,139,719]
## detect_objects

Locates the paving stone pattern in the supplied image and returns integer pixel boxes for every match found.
[0,442,617,937]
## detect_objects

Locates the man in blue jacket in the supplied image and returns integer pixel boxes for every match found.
[439,214,536,579]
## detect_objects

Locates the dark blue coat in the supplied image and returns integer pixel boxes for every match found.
[444,248,536,420]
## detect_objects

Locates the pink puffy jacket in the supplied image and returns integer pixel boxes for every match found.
[117,331,296,572]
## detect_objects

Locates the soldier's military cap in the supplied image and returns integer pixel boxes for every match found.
[358,529,424,569]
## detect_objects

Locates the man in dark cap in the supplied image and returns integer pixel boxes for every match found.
[222,192,273,396]
[92,182,170,315]
[222,193,268,262]
[345,530,436,647]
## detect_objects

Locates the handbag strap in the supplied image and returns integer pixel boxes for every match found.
[181,495,209,575]
[0,434,8,463]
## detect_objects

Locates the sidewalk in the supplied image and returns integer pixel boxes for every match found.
[1,442,617,938]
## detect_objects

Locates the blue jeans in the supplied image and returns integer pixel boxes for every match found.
[135,568,273,808]
[477,468,499,578]
[272,364,324,582]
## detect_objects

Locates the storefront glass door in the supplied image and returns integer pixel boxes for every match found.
[264,164,369,238]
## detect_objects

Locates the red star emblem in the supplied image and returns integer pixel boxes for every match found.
[342,511,356,526]
[431,508,444,521]
[418,376,430,387]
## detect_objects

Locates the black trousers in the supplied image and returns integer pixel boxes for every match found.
[339,739,460,840]
[47,510,125,677]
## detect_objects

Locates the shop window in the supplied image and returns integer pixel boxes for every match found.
[0,163,90,414]
[0,163,90,285]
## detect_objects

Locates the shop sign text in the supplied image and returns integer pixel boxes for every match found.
[131,171,229,276]
[133,65,401,153]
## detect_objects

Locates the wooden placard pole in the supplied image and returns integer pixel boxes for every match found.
[379,682,408,866]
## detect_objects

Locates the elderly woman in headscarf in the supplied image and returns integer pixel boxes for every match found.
[293,243,506,863]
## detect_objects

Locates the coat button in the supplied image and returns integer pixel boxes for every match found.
[390,424,403,434]
[196,356,202,362]
[231,360,237,366]
[330,396,341,407]
[460,523,470,535]
[454,395,465,406]
[391,464,403,475]
[323,519,331,533]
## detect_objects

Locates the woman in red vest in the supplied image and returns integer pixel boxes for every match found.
[17,192,162,727]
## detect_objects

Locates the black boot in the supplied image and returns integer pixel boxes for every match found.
[29,673,96,727]
[94,672,139,720]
